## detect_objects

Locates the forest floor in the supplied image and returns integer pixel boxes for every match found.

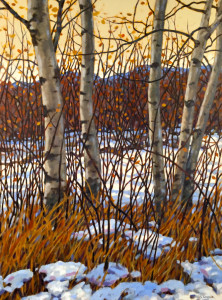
[1,237,222,299]
[0,131,221,299]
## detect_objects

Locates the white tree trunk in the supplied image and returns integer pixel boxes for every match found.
[28,0,66,210]
[78,0,101,200]
[148,0,167,215]
[182,0,222,206]
[171,0,214,204]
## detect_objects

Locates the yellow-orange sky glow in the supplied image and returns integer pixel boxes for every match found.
[0,0,219,81]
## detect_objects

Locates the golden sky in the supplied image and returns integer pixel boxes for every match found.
[0,0,218,80]
[96,0,205,31]
[0,0,206,46]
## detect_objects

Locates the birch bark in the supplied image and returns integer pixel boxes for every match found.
[148,0,167,215]
[78,0,101,200]
[171,0,214,204]
[28,0,66,210]
[182,0,222,206]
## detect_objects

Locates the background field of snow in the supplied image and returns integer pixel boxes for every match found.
[0,131,221,211]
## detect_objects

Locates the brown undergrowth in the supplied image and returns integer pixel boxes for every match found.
[0,185,221,298]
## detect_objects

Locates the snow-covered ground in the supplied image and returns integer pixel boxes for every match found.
[1,131,221,209]
[0,131,221,299]
[1,250,222,299]
[1,217,222,299]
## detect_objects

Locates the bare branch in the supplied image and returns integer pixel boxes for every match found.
[52,0,66,52]
[175,0,216,13]
[60,0,97,32]
[0,0,29,29]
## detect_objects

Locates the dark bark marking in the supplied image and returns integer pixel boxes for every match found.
[192,58,201,66]
[193,128,202,137]
[173,173,181,182]
[53,67,60,81]
[181,140,189,148]
[83,132,93,142]
[45,173,59,184]
[151,62,159,68]
[185,99,195,107]
[82,132,88,140]
[29,29,38,46]
[45,151,59,160]
[153,140,160,146]
[149,101,157,106]
[154,173,162,180]
[81,29,88,36]
[194,40,200,48]
[85,144,91,150]
[43,106,56,116]
[87,160,95,167]
[183,128,190,134]
[85,177,100,198]
[43,105,48,117]
[40,77,47,85]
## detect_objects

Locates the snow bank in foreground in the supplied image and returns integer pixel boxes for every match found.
[91,281,158,300]
[182,255,222,295]
[0,253,221,299]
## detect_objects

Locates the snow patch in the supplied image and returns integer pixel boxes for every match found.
[86,262,129,287]
[61,282,92,300]
[39,261,87,282]
[22,292,52,300]
[3,269,33,293]
[182,256,222,285]
[130,270,141,278]
[71,219,130,241]
[46,280,69,297]
[124,229,173,259]
[0,276,4,296]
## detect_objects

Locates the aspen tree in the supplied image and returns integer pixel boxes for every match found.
[171,0,215,204]
[27,0,66,209]
[182,0,222,206]
[148,0,167,216]
[78,0,101,200]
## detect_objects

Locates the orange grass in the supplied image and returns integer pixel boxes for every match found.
[0,186,221,298]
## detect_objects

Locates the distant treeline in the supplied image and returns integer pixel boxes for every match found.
[0,66,221,140]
